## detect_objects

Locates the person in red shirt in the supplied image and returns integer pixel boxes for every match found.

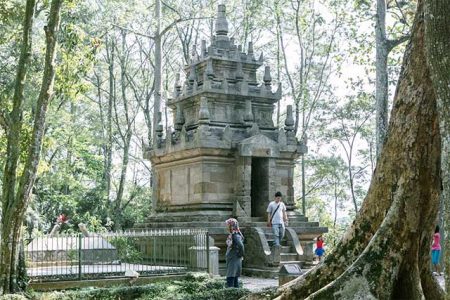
[315,235,325,262]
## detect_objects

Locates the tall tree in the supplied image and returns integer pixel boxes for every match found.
[254,0,447,298]
[321,92,374,213]
[0,0,63,293]
[152,0,162,147]
[274,0,339,215]
[375,0,411,157]
[423,0,450,292]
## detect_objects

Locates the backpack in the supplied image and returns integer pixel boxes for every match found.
[232,233,244,258]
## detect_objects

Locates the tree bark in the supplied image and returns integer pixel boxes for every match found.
[105,34,115,206]
[113,33,133,230]
[423,0,450,295]
[247,1,445,298]
[375,0,410,158]
[0,0,62,294]
[0,0,36,293]
[152,0,162,146]
[375,0,389,158]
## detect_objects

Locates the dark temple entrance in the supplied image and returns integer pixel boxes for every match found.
[251,157,269,218]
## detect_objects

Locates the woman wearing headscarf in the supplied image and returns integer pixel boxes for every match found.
[225,218,244,288]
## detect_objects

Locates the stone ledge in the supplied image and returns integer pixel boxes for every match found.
[29,273,188,291]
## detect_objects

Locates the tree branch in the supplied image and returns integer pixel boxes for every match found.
[387,34,410,51]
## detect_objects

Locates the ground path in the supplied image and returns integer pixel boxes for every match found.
[240,276,278,292]
[240,275,445,293]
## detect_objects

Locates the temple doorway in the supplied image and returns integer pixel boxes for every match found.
[251,157,270,218]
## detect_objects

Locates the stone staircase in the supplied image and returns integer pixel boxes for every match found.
[241,214,326,278]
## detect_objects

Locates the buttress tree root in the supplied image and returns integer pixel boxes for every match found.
[243,0,448,299]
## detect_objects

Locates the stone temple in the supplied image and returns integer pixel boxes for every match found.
[141,4,327,275]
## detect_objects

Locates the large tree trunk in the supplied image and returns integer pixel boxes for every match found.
[0,0,62,294]
[247,1,445,299]
[423,0,450,294]
[0,0,36,293]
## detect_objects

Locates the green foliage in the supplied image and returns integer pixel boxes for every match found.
[109,237,142,263]
[0,295,28,300]
[28,274,249,300]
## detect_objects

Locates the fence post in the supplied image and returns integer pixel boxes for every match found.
[206,231,210,276]
[78,234,82,280]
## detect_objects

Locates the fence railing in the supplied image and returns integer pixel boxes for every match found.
[25,229,209,282]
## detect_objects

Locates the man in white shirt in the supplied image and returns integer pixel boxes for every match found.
[266,191,288,247]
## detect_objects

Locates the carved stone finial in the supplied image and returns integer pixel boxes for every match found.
[285,105,295,131]
[249,122,260,136]
[156,112,164,147]
[173,73,181,97]
[188,65,196,85]
[201,40,207,57]
[222,125,232,145]
[244,99,254,124]
[192,44,198,61]
[215,5,228,36]
[258,52,264,64]
[235,61,244,82]
[275,82,282,98]
[263,66,272,87]
[198,96,210,123]
[180,124,187,145]
[175,103,185,131]
[156,112,163,133]
[165,126,173,148]
[206,59,214,79]
[221,77,228,93]
[247,41,255,61]
[193,80,198,93]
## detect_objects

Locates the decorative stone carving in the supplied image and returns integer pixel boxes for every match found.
[222,125,232,147]
[174,103,185,131]
[236,61,244,82]
[188,65,196,86]
[191,44,198,62]
[247,41,255,61]
[198,97,210,123]
[173,73,181,97]
[258,52,264,64]
[201,40,207,57]
[180,124,187,146]
[263,66,272,89]
[249,122,260,136]
[215,4,228,36]
[244,99,254,125]
[156,112,164,148]
[285,105,295,131]
[276,82,282,98]
[206,59,214,79]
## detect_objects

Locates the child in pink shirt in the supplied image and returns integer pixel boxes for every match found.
[431,225,442,276]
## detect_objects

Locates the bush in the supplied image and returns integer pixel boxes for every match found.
[33,274,250,300]
[108,236,142,263]
[0,295,28,300]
